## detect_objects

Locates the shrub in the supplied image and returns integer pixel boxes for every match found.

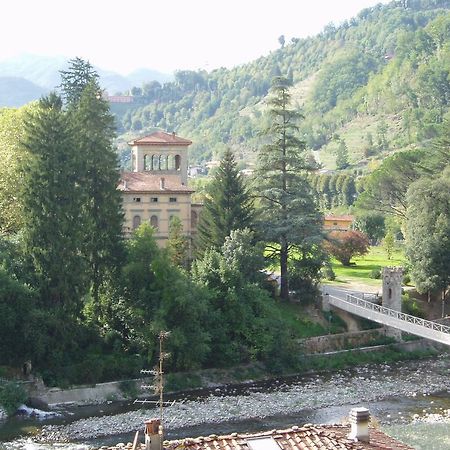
[324,230,370,266]
[369,267,382,279]
[0,381,27,415]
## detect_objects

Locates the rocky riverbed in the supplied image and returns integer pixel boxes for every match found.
[35,355,450,443]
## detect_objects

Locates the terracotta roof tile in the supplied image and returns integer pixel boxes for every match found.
[101,425,413,450]
[129,131,192,146]
[324,215,355,222]
[118,172,194,193]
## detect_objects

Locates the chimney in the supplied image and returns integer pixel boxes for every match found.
[172,131,175,137]
[160,177,165,190]
[145,418,162,450]
[348,407,370,442]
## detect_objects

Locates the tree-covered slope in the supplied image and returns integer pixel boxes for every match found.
[114,0,450,168]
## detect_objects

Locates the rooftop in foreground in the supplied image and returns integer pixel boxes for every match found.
[101,423,413,450]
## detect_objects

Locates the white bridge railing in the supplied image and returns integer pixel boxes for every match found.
[327,293,450,345]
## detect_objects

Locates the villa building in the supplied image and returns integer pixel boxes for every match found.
[118,131,201,246]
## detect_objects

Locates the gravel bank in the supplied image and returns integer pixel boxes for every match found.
[38,356,450,443]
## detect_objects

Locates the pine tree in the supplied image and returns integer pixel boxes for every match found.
[196,148,254,254]
[256,77,323,300]
[71,80,124,313]
[59,57,99,107]
[22,93,87,313]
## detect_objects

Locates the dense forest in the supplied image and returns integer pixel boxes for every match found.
[113,0,450,169]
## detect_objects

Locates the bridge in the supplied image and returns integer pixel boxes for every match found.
[325,292,450,346]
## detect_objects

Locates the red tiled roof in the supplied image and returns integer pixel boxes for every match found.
[129,131,192,146]
[324,215,355,222]
[102,425,413,450]
[164,426,413,450]
[118,172,194,193]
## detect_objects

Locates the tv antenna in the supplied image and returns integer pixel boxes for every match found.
[134,330,175,422]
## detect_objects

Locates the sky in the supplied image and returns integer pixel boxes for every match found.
[1,0,390,75]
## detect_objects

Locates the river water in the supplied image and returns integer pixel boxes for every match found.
[2,355,450,449]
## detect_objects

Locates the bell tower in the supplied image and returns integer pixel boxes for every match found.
[129,131,191,185]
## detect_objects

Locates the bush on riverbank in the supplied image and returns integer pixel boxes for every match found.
[0,380,27,416]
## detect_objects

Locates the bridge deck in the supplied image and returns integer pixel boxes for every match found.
[327,293,450,346]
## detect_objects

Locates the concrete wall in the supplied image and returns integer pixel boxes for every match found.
[38,379,144,406]
[299,329,387,354]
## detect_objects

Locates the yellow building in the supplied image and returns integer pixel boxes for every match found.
[323,214,355,232]
[118,131,201,246]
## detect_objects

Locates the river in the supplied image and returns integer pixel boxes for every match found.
[1,355,450,449]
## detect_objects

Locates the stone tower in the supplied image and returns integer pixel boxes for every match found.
[382,267,403,340]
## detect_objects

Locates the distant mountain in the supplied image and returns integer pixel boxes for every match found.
[127,68,172,87]
[0,77,48,107]
[0,54,173,107]
[111,0,450,169]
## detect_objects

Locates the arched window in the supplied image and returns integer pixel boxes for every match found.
[159,154,168,171]
[167,154,175,170]
[175,154,181,171]
[144,154,150,171]
[132,215,141,230]
[132,154,136,171]
[191,210,198,229]
[150,215,159,230]
[152,154,159,170]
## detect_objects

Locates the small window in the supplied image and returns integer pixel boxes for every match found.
[169,197,177,203]
[133,197,141,203]
[151,197,158,203]
[333,222,338,226]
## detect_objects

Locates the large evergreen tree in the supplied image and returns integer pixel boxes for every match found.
[60,59,124,314]
[256,77,322,300]
[196,148,254,254]
[22,93,87,313]
[72,81,124,312]
[59,57,99,107]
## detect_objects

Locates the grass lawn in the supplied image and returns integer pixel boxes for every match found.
[329,245,406,287]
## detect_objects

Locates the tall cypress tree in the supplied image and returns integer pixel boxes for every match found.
[256,77,322,300]
[196,148,254,255]
[22,93,87,313]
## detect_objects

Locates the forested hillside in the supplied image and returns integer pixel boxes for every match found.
[114,0,450,168]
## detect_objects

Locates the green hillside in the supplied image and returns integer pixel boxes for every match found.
[113,0,450,169]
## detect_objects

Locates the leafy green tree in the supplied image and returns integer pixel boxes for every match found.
[353,213,386,244]
[192,229,293,367]
[356,150,425,219]
[196,148,254,254]
[256,76,322,300]
[335,139,349,169]
[405,168,450,298]
[99,223,211,370]
[0,105,36,233]
[167,216,188,268]
[382,230,396,260]
[22,94,87,313]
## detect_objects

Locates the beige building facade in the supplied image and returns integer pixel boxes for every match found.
[118,131,201,246]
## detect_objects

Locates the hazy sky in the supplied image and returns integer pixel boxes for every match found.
[2,0,390,74]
